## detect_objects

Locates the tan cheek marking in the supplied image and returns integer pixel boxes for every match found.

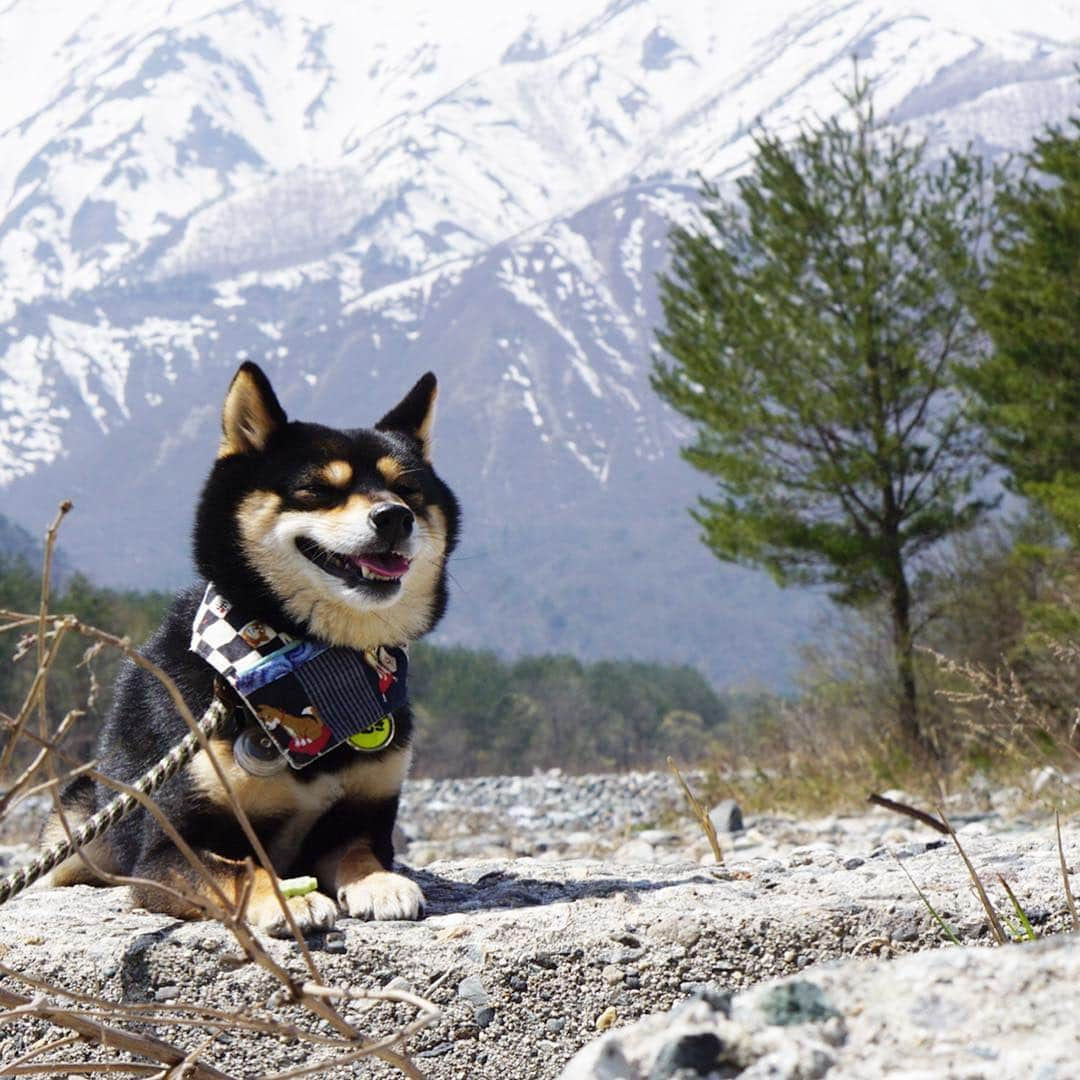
[319,460,353,488]
[376,456,404,484]
[425,505,448,545]
[236,490,283,546]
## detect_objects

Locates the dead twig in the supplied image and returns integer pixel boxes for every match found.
[0,986,230,1080]
[0,509,437,1077]
[0,1065,162,1076]
[0,708,85,817]
[867,792,950,835]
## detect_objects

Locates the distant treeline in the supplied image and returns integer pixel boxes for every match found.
[0,556,172,768]
[0,554,727,778]
[408,643,725,777]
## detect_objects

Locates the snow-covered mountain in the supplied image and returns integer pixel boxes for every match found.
[1,0,1077,686]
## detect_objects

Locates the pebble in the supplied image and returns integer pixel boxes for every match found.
[457,975,490,1007]
[416,1042,454,1059]
[709,798,744,834]
[596,1006,618,1031]
[602,964,625,985]
[677,923,701,949]
[154,985,180,1002]
[890,918,920,943]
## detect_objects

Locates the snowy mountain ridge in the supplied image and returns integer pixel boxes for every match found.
[1,0,1077,686]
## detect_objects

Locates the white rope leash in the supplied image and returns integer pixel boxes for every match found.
[0,698,228,906]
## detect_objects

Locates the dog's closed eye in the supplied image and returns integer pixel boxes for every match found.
[291,484,340,506]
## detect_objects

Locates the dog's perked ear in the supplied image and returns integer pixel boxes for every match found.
[219,362,288,458]
[375,372,438,460]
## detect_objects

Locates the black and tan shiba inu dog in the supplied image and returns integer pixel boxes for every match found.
[42,363,459,934]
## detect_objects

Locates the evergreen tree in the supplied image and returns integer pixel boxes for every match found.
[652,76,995,757]
[967,113,1080,542]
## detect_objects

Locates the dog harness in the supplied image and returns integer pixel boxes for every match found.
[189,583,407,770]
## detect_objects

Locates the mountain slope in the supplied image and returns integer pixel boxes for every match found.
[1,0,1077,686]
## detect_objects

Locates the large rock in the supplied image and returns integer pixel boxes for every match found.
[0,822,1076,1077]
[563,935,1080,1078]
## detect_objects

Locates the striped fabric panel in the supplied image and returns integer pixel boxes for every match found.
[293,649,388,740]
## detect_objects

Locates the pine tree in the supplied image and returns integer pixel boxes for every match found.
[967,113,1080,542]
[652,76,996,757]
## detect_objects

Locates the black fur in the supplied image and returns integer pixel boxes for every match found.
[50,364,460,925]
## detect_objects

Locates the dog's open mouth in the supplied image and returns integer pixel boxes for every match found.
[296,538,410,593]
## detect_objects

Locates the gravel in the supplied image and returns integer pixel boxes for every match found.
[0,769,1076,1077]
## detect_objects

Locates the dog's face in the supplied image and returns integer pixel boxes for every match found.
[194,363,460,650]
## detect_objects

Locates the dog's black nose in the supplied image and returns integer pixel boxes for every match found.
[370,502,414,546]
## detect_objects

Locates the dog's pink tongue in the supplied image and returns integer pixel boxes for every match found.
[351,553,411,578]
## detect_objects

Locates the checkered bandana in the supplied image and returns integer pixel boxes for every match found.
[190,583,407,769]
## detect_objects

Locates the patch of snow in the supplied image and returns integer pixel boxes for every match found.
[0,337,70,482]
[47,316,132,432]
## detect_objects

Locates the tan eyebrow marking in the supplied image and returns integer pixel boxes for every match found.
[319,460,353,488]
[376,456,404,484]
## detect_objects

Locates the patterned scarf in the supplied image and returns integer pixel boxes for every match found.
[189,583,407,769]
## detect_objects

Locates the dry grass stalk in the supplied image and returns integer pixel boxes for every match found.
[667,755,724,864]
[707,692,914,816]
[1056,810,1078,931]
[0,502,439,1077]
[937,806,1007,945]
[923,646,1080,782]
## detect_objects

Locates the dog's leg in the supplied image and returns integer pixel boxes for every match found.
[40,775,120,887]
[129,847,337,937]
[324,840,425,921]
[313,797,425,921]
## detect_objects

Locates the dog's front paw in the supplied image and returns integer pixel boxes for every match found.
[338,872,425,921]
[251,889,338,938]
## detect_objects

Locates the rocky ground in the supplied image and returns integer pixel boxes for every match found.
[0,770,1077,1077]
